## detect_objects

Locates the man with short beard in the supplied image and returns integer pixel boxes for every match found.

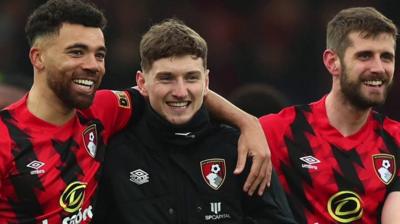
[259,7,400,223]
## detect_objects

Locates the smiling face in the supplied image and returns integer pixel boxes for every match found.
[137,55,209,125]
[339,32,395,109]
[35,23,106,109]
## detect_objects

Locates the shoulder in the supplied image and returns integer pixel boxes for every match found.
[216,124,240,139]
[377,113,400,135]
[92,89,132,109]
[259,105,296,134]
[199,123,239,156]
[0,111,13,178]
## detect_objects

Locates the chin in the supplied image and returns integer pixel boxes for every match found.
[169,117,191,126]
[74,99,94,110]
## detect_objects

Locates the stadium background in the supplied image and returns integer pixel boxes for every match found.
[0,0,399,118]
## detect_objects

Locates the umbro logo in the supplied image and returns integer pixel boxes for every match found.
[130,169,149,185]
[300,155,320,170]
[27,160,45,175]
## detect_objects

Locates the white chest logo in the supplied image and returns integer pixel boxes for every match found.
[372,154,396,185]
[200,159,226,190]
[130,169,150,185]
[82,124,97,158]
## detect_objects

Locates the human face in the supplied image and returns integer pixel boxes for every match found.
[339,32,395,109]
[39,23,106,109]
[138,55,209,125]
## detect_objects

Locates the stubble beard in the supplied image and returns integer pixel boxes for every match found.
[340,64,392,110]
[47,75,95,110]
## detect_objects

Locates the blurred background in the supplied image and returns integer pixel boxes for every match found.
[0,0,399,118]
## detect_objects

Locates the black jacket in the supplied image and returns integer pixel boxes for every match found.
[93,105,296,224]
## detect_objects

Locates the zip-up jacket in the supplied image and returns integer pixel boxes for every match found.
[93,104,297,224]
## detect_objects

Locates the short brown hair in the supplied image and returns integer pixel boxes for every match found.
[139,18,208,72]
[327,7,397,58]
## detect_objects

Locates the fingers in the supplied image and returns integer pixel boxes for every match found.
[243,152,264,195]
[248,154,268,196]
[257,157,272,196]
[234,142,246,175]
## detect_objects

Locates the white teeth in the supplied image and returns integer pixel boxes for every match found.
[73,79,94,87]
[364,80,383,86]
[168,102,188,107]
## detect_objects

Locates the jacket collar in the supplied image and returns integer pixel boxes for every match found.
[140,102,212,147]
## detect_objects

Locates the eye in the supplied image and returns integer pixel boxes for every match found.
[381,52,394,63]
[68,50,84,57]
[186,73,200,82]
[96,52,106,61]
[357,52,372,61]
[157,74,173,82]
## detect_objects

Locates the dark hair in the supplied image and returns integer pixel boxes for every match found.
[140,18,208,72]
[229,84,289,117]
[25,0,107,46]
[327,7,397,58]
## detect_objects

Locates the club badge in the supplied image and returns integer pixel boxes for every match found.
[200,158,226,190]
[372,153,396,185]
[112,90,131,108]
[82,124,98,158]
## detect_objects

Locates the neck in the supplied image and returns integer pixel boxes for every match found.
[27,83,75,126]
[325,92,371,137]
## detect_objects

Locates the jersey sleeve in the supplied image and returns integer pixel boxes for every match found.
[259,108,296,190]
[384,118,400,193]
[259,108,295,159]
[83,90,133,140]
[0,118,11,186]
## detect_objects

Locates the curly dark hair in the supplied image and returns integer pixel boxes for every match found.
[25,0,107,46]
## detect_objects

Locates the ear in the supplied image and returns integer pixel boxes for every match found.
[323,49,341,77]
[136,71,148,96]
[204,69,210,96]
[29,47,45,71]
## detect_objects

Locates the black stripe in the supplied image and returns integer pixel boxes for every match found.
[331,146,364,194]
[53,138,83,184]
[284,105,315,223]
[0,110,43,222]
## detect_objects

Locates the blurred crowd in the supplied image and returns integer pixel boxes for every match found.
[1,0,399,118]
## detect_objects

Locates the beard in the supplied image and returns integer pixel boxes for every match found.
[47,74,97,110]
[340,63,392,110]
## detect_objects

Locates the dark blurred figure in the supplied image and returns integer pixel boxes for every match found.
[0,72,30,109]
[229,84,289,117]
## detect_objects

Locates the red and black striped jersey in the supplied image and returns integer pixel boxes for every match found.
[0,89,135,223]
[260,96,400,224]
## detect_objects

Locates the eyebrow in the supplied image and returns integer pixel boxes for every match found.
[155,70,201,76]
[65,43,107,53]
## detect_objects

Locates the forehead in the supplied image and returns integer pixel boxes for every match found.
[150,55,205,74]
[46,23,105,49]
[346,32,395,55]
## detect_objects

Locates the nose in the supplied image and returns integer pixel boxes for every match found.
[370,56,385,74]
[82,54,102,73]
[172,79,188,98]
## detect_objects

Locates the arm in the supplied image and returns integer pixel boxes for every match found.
[204,90,271,196]
[381,191,400,224]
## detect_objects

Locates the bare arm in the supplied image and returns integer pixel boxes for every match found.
[204,90,271,196]
[382,191,400,224]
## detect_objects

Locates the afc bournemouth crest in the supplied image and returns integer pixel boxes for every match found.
[82,124,98,158]
[200,159,226,190]
[112,90,131,108]
[372,153,396,185]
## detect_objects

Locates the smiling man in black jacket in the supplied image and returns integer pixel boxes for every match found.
[93,18,296,224]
